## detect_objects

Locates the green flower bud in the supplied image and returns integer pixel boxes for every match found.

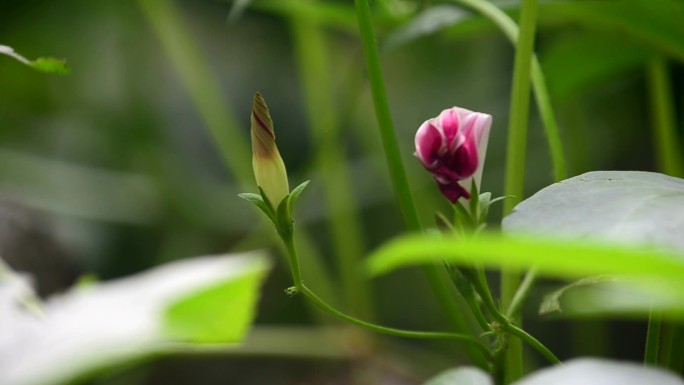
[251,92,289,208]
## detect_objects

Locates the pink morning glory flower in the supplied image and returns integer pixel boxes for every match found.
[415,107,492,202]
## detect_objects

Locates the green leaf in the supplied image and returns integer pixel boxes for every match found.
[0,253,270,385]
[512,358,684,385]
[503,171,684,252]
[163,268,264,342]
[366,231,684,315]
[539,276,616,315]
[424,366,492,385]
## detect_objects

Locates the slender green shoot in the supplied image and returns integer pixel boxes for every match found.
[500,0,540,381]
[647,57,684,178]
[290,6,375,319]
[451,0,567,182]
[281,231,490,357]
[353,0,486,366]
[645,56,683,369]
[645,310,663,366]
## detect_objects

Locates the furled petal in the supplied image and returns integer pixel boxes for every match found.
[415,120,445,169]
[437,179,471,202]
[415,106,492,202]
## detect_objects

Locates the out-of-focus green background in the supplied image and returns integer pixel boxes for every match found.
[1,0,682,384]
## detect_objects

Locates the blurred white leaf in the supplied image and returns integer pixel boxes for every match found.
[0,253,270,385]
[512,359,684,385]
[424,366,493,385]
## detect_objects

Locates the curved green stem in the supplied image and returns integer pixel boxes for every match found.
[463,264,559,367]
[500,0,539,380]
[282,231,490,357]
[451,0,567,182]
[299,284,490,356]
[506,268,537,318]
[505,324,561,365]
[353,0,421,231]
[645,310,662,366]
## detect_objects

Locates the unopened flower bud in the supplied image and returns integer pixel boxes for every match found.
[251,92,289,208]
[415,107,492,202]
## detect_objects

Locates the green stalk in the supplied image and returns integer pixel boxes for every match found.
[138,0,339,315]
[353,0,486,367]
[647,57,684,177]
[291,2,375,319]
[645,56,683,369]
[452,0,567,182]
[461,268,560,365]
[500,0,539,381]
[506,268,537,319]
[281,231,490,357]
[353,0,421,231]
[645,310,663,366]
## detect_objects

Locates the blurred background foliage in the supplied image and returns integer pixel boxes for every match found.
[1,0,683,384]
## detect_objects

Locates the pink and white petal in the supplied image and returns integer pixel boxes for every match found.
[414,120,445,169]
[462,113,492,192]
[438,108,461,143]
[436,179,471,203]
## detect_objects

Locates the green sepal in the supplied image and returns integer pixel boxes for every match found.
[453,200,474,231]
[478,192,492,224]
[238,192,276,222]
[258,187,276,211]
[469,181,480,222]
[276,180,311,237]
[434,211,455,232]
[287,180,311,211]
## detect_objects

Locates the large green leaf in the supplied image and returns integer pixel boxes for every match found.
[0,253,270,385]
[512,358,684,385]
[366,230,684,318]
[503,171,684,252]
[367,231,684,288]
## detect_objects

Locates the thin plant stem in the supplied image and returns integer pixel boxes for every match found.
[138,0,339,317]
[353,0,487,366]
[504,324,561,365]
[645,310,663,366]
[506,268,537,318]
[300,284,490,356]
[500,0,540,381]
[290,2,375,319]
[452,0,567,182]
[667,325,684,372]
[462,268,560,366]
[647,57,684,178]
[281,232,491,358]
[645,57,683,368]
[353,0,421,231]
